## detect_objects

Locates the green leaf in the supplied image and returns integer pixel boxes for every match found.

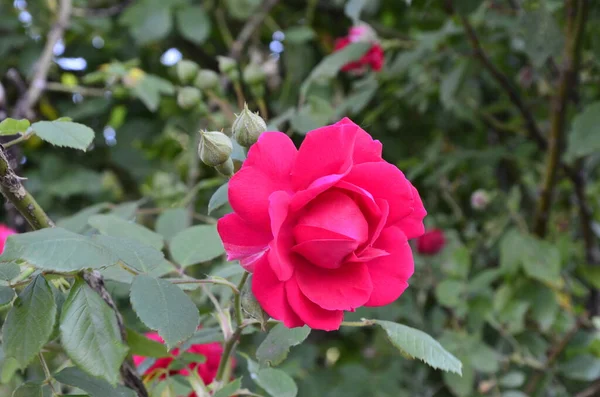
[0,260,20,281]
[213,378,242,397]
[1,357,19,384]
[0,118,30,135]
[110,201,141,220]
[126,328,169,358]
[12,381,51,397]
[435,280,465,309]
[255,368,298,397]
[89,214,164,250]
[256,324,310,367]
[374,320,462,375]
[182,327,223,348]
[344,0,368,22]
[519,7,563,68]
[0,228,117,272]
[443,361,474,397]
[170,225,224,267]
[31,120,95,151]
[300,42,370,97]
[57,203,111,233]
[559,354,600,381]
[120,0,173,45]
[208,183,229,215]
[54,366,136,397]
[453,0,482,15]
[291,96,334,135]
[566,102,600,159]
[93,235,164,273]
[131,74,174,112]
[0,285,15,305]
[130,275,200,349]
[3,275,57,368]
[175,6,211,44]
[156,208,190,241]
[499,371,525,388]
[283,26,315,44]
[60,279,128,385]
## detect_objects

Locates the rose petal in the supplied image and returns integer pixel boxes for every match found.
[252,254,304,328]
[217,213,272,272]
[291,122,358,191]
[364,226,414,307]
[396,184,427,239]
[290,173,348,212]
[292,238,358,269]
[245,132,297,182]
[295,260,373,311]
[267,191,295,281]
[334,118,382,164]
[285,279,343,331]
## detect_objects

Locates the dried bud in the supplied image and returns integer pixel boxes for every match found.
[215,157,234,177]
[243,63,266,86]
[176,60,199,84]
[232,103,267,148]
[241,275,268,330]
[177,87,202,109]
[198,130,233,167]
[217,56,240,81]
[194,69,220,91]
[470,189,491,211]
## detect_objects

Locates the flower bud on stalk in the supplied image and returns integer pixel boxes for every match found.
[177,87,202,109]
[217,56,240,81]
[198,130,233,167]
[194,69,220,91]
[176,60,199,84]
[232,103,267,148]
[215,157,234,177]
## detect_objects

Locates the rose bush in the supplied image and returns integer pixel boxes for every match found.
[218,118,426,331]
[416,229,446,256]
[334,25,384,73]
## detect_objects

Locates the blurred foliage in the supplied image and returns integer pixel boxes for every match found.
[1,0,600,396]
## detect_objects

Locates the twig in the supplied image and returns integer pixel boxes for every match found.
[171,278,240,294]
[229,0,280,60]
[44,82,107,97]
[234,272,249,327]
[13,0,72,119]
[575,378,600,397]
[39,352,58,395]
[533,0,588,237]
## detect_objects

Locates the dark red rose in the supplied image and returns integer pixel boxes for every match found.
[416,229,446,255]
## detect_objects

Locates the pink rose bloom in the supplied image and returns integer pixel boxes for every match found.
[0,224,16,254]
[334,24,384,73]
[218,118,426,331]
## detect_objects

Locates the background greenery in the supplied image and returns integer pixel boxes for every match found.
[0,0,599,396]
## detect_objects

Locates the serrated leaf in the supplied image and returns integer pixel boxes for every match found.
[156,208,190,241]
[213,378,242,397]
[56,203,111,233]
[0,260,20,281]
[89,214,164,250]
[131,74,174,111]
[130,275,200,349]
[0,228,117,272]
[3,275,56,368]
[181,327,223,349]
[54,366,136,397]
[126,328,169,358]
[93,235,164,273]
[256,324,310,367]
[60,279,128,385]
[170,225,224,267]
[566,101,600,159]
[255,368,298,397]
[120,0,172,45]
[31,120,94,151]
[175,6,211,44]
[110,201,140,220]
[374,320,462,375]
[0,285,15,305]
[0,118,30,135]
[519,7,563,68]
[208,183,229,215]
[12,381,51,397]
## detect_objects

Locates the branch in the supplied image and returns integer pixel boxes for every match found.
[229,0,280,60]
[533,0,588,237]
[13,0,72,119]
[575,378,600,397]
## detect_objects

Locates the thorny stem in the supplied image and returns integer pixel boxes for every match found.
[234,271,250,327]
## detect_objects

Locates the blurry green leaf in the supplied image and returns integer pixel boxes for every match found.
[0,118,29,135]
[374,320,462,374]
[60,279,128,385]
[566,102,600,159]
[170,225,224,267]
[12,381,51,397]
[31,121,94,151]
[213,377,242,397]
[440,61,467,110]
[224,0,261,20]
[54,366,136,397]
[93,235,164,273]
[578,264,600,289]
[48,169,104,199]
[559,354,600,381]
[470,343,500,373]
[519,7,563,68]
[126,328,169,358]
[291,96,334,135]
[522,283,558,331]
[255,367,298,397]
[182,327,223,348]
[175,6,211,44]
[0,261,20,281]
[443,359,473,397]
[57,203,111,233]
[0,285,15,305]
[257,324,310,367]
[89,214,164,250]
[208,183,229,215]
[1,357,19,384]
[499,371,525,388]
[453,0,482,15]
[130,275,200,349]
[444,246,471,279]
[284,26,315,44]
[467,269,501,294]
[335,76,378,116]
[120,0,172,45]
[132,74,175,112]
[435,280,465,308]
[498,301,529,334]
[110,201,140,220]
[3,275,56,368]
[156,208,190,242]
[522,239,561,287]
[344,0,368,22]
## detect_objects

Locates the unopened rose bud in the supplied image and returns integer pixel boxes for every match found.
[232,103,267,148]
[198,130,233,167]
[416,229,446,256]
[243,63,266,86]
[215,157,234,177]
[177,87,202,109]
[217,56,239,81]
[194,69,220,91]
[176,60,199,84]
[470,189,491,211]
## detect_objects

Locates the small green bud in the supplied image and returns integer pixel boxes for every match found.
[217,56,237,74]
[194,69,220,91]
[215,157,234,177]
[177,87,202,109]
[232,103,267,148]
[176,60,199,84]
[243,63,266,86]
[198,130,233,167]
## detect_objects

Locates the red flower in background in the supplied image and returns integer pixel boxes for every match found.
[0,224,16,254]
[133,333,235,396]
[416,229,446,256]
[334,24,384,73]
